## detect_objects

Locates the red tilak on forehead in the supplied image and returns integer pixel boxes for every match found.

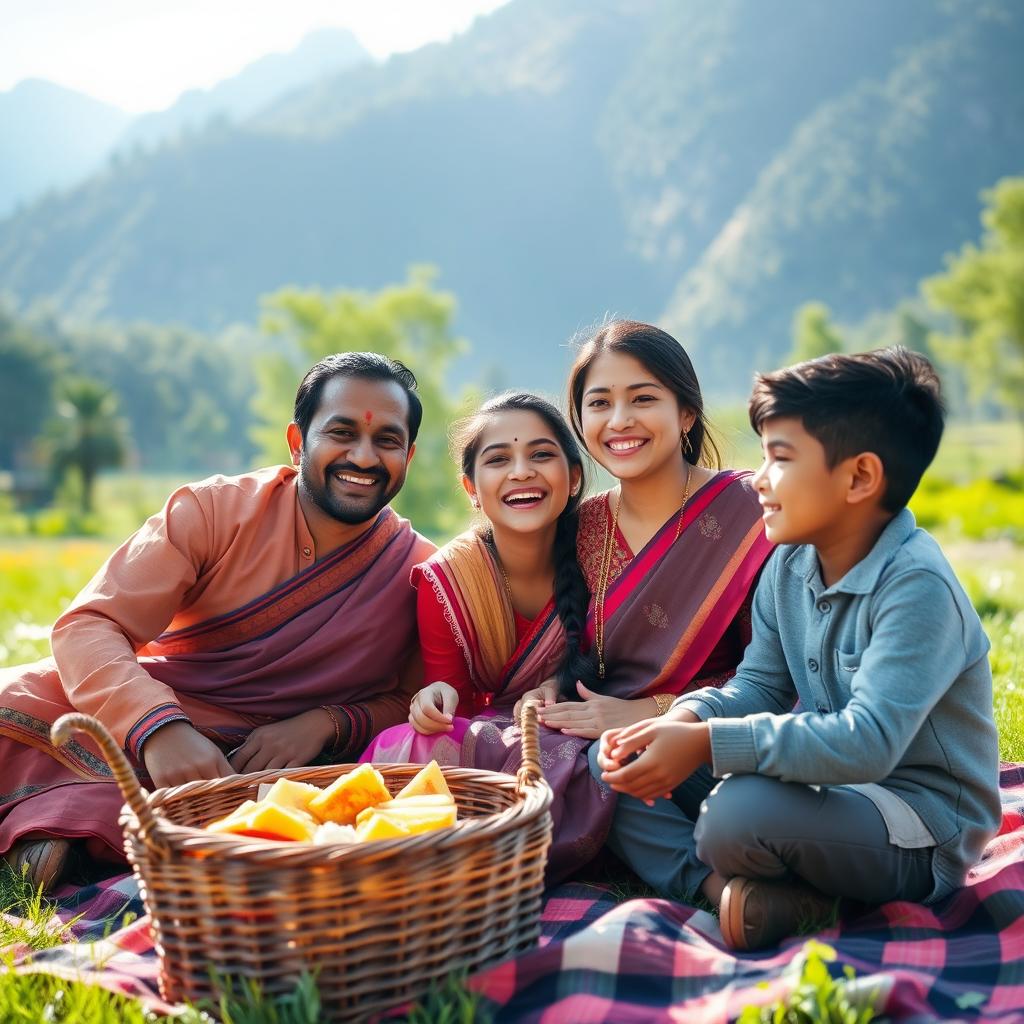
[364,411,373,424]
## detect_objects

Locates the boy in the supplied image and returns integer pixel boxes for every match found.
[595,347,1000,951]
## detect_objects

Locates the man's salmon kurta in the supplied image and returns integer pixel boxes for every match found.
[0,465,435,858]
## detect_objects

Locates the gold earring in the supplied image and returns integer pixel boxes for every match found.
[570,483,581,497]
[681,431,693,456]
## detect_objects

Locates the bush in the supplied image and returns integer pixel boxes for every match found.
[911,475,1024,543]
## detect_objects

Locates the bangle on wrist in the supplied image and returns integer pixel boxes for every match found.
[652,693,675,716]
[319,705,343,755]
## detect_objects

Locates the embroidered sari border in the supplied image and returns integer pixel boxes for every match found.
[593,470,741,629]
[151,510,402,655]
[646,519,771,694]
[125,703,191,762]
[502,602,559,685]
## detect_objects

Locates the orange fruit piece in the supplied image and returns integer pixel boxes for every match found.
[394,761,452,800]
[307,763,391,825]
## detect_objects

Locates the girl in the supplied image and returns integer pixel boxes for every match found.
[534,321,772,752]
[361,392,604,881]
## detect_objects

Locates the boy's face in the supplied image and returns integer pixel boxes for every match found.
[752,417,853,547]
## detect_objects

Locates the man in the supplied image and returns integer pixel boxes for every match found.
[0,352,436,890]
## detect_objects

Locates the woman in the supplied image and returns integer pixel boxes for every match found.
[361,392,604,881]
[533,320,773,739]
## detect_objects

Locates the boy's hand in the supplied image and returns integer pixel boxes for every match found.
[599,719,712,804]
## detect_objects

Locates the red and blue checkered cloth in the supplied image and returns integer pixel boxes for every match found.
[8,765,1024,1021]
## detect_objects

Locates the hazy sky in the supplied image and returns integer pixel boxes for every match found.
[0,0,511,112]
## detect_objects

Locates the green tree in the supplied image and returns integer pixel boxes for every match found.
[49,377,128,514]
[925,177,1024,449]
[0,309,57,471]
[787,302,844,365]
[253,267,474,540]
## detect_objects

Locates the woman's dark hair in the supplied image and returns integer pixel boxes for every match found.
[453,391,597,699]
[293,352,423,444]
[567,320,721,469]
[748,346,944,512]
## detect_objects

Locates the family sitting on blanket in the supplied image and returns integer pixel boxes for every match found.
[0,322,1000,957]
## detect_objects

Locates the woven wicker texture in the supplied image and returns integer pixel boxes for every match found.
[51,704,553,1022]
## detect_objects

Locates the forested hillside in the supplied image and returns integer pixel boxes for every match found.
[0,0,1020,394]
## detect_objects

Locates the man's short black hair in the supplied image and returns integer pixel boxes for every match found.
[293,352,423,444]
[748,346,944,512]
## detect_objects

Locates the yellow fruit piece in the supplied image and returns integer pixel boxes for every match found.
[307,763,391,825]
[355,812,411,842]
[203,799,257,831]
[395,761,452,800]
[372,803,457,834]
[206,800,317,842]
[264,778,322,814]
[353,796,453,827]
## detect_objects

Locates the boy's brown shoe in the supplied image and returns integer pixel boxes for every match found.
[720,875,838,951]
[4,838,71,893]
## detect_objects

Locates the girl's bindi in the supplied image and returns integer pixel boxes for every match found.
[364,412,373,424]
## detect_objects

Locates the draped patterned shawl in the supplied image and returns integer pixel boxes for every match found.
[584,471,773,699]
[411,530,566,703]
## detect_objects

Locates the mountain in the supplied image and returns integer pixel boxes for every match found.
[659,0,1024,393]
[0,80,131,217]
[115,28,370,153]
[0,0,1021,395]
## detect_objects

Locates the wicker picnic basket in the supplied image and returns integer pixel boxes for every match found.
[51,703,553,1022]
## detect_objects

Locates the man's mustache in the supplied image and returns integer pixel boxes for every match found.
[325,463,388,486]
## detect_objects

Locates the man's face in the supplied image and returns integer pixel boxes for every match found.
[290,375,415,527]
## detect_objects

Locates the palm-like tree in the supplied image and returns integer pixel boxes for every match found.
[50,377,127,514]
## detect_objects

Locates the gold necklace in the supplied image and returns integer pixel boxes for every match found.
[594,465,692,679]
[490,538,515,607]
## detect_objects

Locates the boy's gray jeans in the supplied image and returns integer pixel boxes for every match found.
[588,743,935,904]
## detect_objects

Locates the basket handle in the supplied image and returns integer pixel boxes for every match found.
[51,712,164,847]
[516,699,544,793]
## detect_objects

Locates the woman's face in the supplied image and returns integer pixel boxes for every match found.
[463,409,579,535]
[579,349,695,482]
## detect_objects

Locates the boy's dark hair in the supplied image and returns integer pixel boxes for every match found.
[748,346,944,512]
[293,352,423,443]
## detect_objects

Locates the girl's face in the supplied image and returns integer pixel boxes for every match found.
[579,349,695,482]
[463,409,580,535]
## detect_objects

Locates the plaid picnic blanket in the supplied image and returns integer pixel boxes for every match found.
[7,765,1024,1022]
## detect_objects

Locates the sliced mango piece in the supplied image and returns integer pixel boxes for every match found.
[355,812,412,842]
[372,803,457,834]
[387,794,455,810]
[395,761,452,800]
[264,778,322,814]
[206,800,317,842]
[307,763,391,825]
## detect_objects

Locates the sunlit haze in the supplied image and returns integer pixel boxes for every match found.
[0,0,511,112]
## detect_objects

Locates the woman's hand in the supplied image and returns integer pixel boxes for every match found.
[229,708,336,773]
[536,681,659,739]
[513,677,560,722]
[408,681,460,734]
